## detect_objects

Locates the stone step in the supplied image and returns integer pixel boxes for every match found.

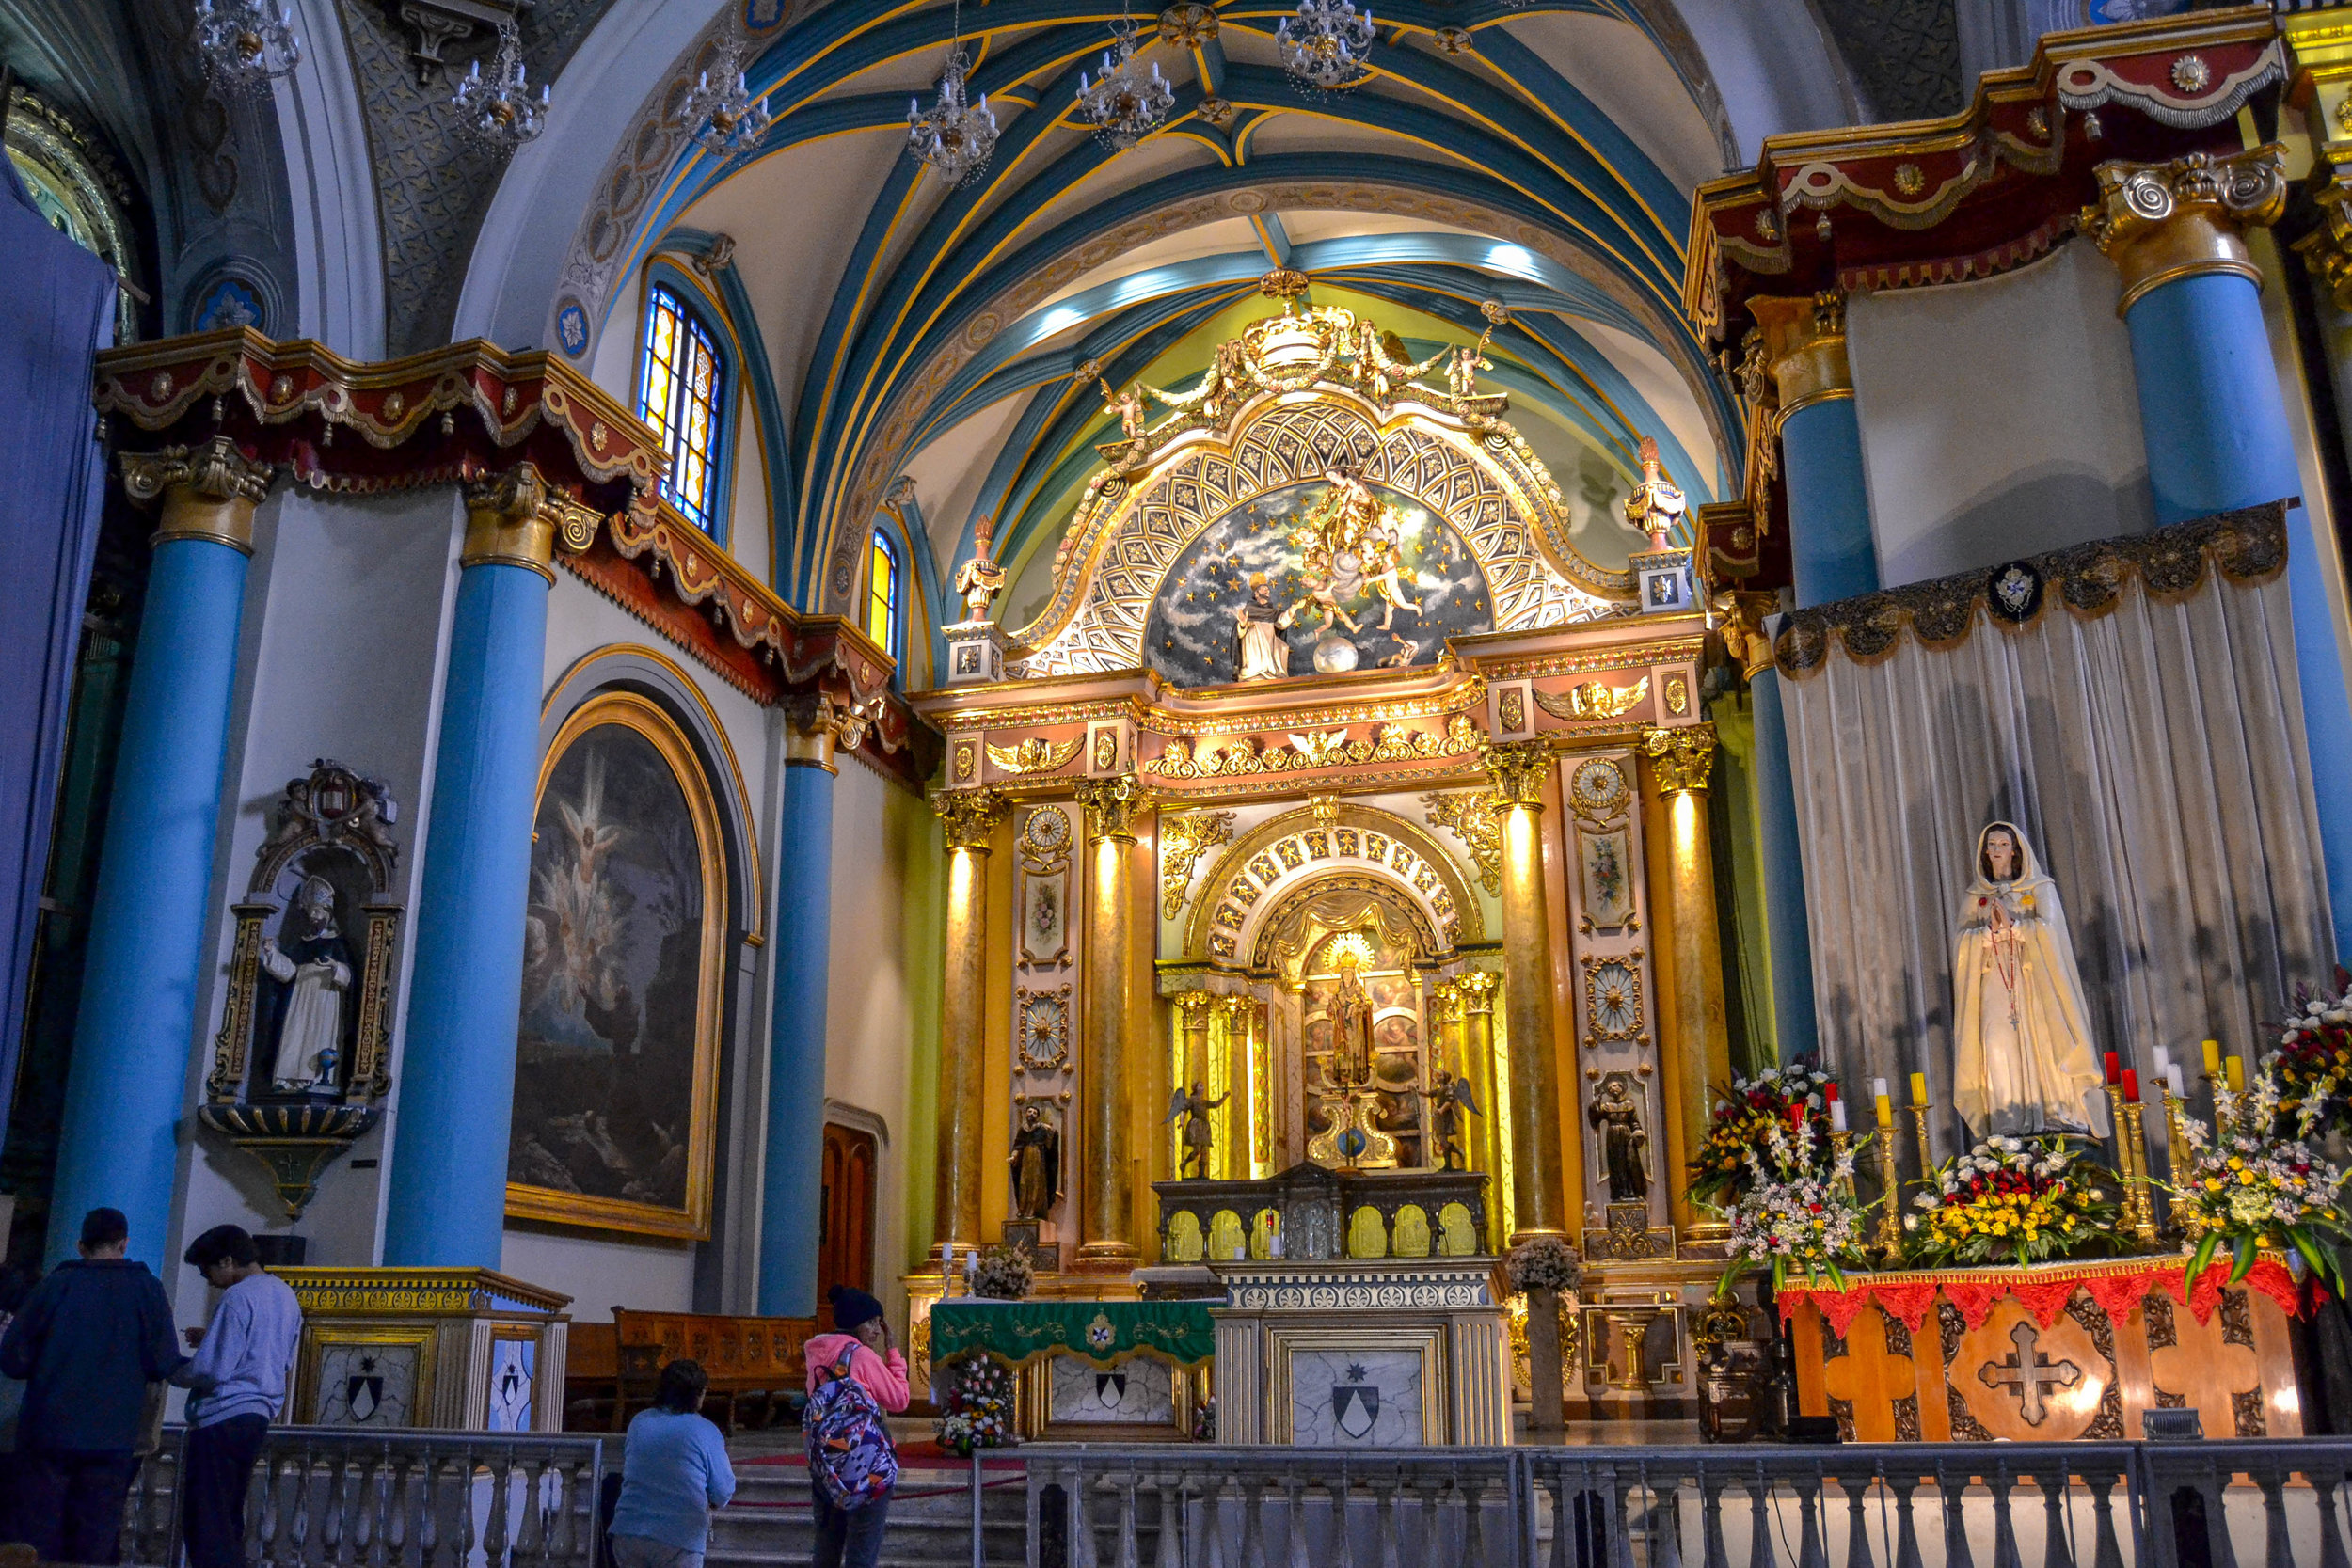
[707,1461,1027,1568]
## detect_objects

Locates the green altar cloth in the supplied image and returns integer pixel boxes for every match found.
[929,1299,1216,1370]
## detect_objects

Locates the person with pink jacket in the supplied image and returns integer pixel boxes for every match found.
[801,1286,908,1568]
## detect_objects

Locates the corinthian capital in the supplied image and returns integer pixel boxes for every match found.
[1481,737,1552,810]
[932,786,1008,852]
[2297,166,2352,313]
[1075,774,1149,843]
[1642,723,1718,795]
[2081,146,2286,314]
[120,436,273,551]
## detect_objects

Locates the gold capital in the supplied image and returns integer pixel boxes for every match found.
[119,436,272,553]
[1075,774,1148,842]
[461,464,570,580]
[2082,146,2286,315]
[2297,166,2352,312]
[1643,723,1718,795]
[1746,291,1851,418]
[1455,968,1498,1015]
[782,693,871,772]
[931,786,1007,852]
[1481,737,1551,811]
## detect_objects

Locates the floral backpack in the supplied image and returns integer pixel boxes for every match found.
[803,1347,898,1510]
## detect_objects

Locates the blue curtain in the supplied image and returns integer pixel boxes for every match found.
[0,151,117,1150]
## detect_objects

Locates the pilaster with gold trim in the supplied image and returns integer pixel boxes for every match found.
[1483,740,1565,1243]
[931,787,1009,1256]
[1641,724,1731,1245]
[1075,775,1149,1268]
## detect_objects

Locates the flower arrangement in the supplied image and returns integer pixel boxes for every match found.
[1504,1234,1585,1295]
[1690,1061,1836,1202]
[935,1354,1018,1454]
[1716,1113,1871,1293]
[2171,1071,2352,1294]
[969,1243,1034,1301]
[1908,1135,2120,1269]
[2269,971,2352,1141]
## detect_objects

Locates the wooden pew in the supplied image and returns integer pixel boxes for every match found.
[564,1309,816,1433]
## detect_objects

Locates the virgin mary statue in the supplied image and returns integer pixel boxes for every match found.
[1951,821,2109,1138]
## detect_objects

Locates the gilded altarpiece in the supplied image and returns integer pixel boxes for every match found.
[912,285,1739,1430]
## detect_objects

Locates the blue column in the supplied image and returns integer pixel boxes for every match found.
[1749,669,1819,1062]
[48,446,265,1267]
[2122,271,2352,958]
[1781,399,1880,609]
[383,485,552,1267]
[758,715,836,1316]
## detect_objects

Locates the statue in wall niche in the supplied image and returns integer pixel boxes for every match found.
[261,875,355,1092]
[1422,1068,1481,1172]
[1167,1082,1228,1179]
[1009,1102,1062,1220]
[1327,949,1376,1089]
[1952,821,2110,1139]
[1589,1075,1649,1202]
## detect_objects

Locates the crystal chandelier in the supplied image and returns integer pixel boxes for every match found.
[191,0,302,97]
[1075,12,1173,150]
[1279,0,1375,91]
[682,43,772,157]
[907,0,999,187]
[451,24,548,154]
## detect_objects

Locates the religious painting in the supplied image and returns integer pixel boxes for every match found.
[1578,828,1635,932]
[508,691,724,1239]
[1141,479,1493,687]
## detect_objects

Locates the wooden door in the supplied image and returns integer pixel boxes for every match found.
[817,1122,877,1331]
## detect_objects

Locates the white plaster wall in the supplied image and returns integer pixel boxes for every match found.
[727,384,772,586]
[499,576,776,1312]
[169,486,464,1319]
[823,763,923,1337]
[1849,243,2153,590]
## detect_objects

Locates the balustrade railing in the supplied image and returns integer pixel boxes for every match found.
[1026,1439,2352,1568]
[128,1427,607,1568]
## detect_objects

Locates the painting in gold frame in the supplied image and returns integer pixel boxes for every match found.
[507,689,724,1238]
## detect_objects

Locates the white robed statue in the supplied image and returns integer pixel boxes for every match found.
[1950,821,2109,1138]
[262,876,355,1090]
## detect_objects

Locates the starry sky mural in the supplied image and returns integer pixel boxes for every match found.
[1142,480,1496,687]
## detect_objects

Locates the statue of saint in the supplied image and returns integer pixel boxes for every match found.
[260,876,354,1092]
[1327,955,1375,1089]
[1951,821,2110,1138]
[1588,1076,1649,1202]
[1234,574,1291,681]
[1167,1082,1228,1179]
[1008,1103,1061,1220]
[1423,1068,1481,1171]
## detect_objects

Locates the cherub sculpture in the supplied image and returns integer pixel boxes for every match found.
[1099,377,1151,441]
[1167,1080,1229,1178]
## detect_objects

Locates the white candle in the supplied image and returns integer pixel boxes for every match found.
[942,1244,955,1279]
[1830,1100,1848,1132]
[1872,1077,1888,1101]
[2165,1063,2185,1099]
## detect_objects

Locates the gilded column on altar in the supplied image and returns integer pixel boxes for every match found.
[1173,990,1211,1174]
[1483,740,1565,1242]
[1076,775,1147,1268]
[1644,724,1732,1240]
[930,786,1006,1255]
[1212,994,1251,1180]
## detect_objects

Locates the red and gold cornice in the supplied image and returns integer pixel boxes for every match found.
[1685,7,2283,348]
[93,330,937,790]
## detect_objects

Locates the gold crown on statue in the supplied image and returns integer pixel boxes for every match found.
[1327,931,1375,973]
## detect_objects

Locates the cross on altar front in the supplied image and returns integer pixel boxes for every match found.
[1978,1319,2080,1426]
[1818,1311,1916,1443]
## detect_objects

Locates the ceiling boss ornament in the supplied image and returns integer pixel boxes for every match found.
[1077,5,1174,150]
[191,0,301,96]
[1278,0,1375,92]
[907,0,999,187]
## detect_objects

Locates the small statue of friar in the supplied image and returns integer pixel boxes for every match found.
[1008,1102,1062,1220]
[1422,1068,1482,1172]
[1589,1076,1650,1202]
[1167,1081,1228,1179]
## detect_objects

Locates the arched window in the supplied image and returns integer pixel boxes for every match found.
[636,283,726,533]
[866,530,901,661]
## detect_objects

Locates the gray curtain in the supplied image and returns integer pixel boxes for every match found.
[1777,507,2331,1156]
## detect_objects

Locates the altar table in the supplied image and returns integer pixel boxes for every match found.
[929,1298,1215,1438]
[1782,1256,2310,1443]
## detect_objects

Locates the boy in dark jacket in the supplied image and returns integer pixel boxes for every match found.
[0,1208,187,1564]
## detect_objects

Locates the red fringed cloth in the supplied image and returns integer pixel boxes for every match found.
[1777,1256,2313,1334]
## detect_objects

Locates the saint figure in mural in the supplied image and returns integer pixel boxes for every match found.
[1951,821,2110,1138]
[1009,1102,1061,1219]
[261,876,353,1091]
[1234,574,1291,681]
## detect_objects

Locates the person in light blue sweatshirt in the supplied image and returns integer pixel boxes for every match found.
[608,1359,735,1568]
[176,1225,303,1568]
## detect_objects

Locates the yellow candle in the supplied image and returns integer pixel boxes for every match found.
[1874,1093,1893,1128]
[2202,1038,2223,1076]
[1909,1071,1929,1106]
[2224,1055,2245,1092]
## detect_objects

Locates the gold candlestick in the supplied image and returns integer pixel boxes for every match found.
[1905,1102,1936,1197]
[2160,1090,2189,1241]
[1828,1128,1855,1199]
[2117,1098,2158,1247]
[1873,1125,1903,1257]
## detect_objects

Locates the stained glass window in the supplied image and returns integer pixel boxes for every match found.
[636,284,726,533]
[866,531,901,660]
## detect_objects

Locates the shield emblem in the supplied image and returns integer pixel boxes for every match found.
[1095,1371,1127,1409]
[1331,1383,1380,1440]
[346,1374,383,1422]
[313,775,353,820]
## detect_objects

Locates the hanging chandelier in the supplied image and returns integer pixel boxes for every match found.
[1075,12,1173,150]
[451,24,548,154]
[190,0,302,97]
[908,0,999,186]
[682,43,772,157]
[1278,0,1375,91]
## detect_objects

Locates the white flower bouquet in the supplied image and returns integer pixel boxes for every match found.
[1715,1113,1871,1294]
[2172,1071,2352,1294]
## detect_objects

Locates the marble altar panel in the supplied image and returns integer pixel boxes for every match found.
[1286,1348,1425,1446]
[1050,1354,1176,1423]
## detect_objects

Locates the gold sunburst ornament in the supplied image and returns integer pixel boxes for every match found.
[1325,930,1376,973]
[985,736,1084,776]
